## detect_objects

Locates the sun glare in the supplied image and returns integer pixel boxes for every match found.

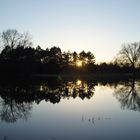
[76,61,82,67]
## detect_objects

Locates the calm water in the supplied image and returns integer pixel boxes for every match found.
[0,78,140,140]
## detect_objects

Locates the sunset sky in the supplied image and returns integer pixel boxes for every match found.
[0,0,140,62]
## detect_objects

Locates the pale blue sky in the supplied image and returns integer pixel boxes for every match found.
[0,0,140,62]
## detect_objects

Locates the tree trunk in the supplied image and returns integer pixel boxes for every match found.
[132,63,135,77]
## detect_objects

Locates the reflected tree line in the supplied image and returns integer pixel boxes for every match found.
[0,78,139,123]
[0,78,140,123]
[0,29,140,77]
[114,78,140,111]
[0,79,95,123]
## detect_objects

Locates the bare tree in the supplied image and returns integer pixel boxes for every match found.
[19,32,32,47]
[116,42,140,74]
[1,29,32,49]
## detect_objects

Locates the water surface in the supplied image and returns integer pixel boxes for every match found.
[0,78,140,140]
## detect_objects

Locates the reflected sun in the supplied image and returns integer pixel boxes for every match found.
[76,80,82,86]
[76,61,82,67]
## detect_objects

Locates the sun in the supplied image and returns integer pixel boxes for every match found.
[76,61,82,67]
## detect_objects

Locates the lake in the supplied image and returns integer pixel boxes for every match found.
[0,77,140,140]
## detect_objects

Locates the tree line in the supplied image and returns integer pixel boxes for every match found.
[0,29,140,77]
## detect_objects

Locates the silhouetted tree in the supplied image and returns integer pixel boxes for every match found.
[61,51,72,66]
[72,51,78,65]
[1,29,32,49]
[115,42,140,75]
[79,51,95,65]
[49,46,61,59]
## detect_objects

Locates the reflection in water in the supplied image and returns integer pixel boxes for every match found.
[0,98,32,123]
[0,78,139,123]
[76,80,82,85]
[0,79,95,123]
[114,79,140,111]
[38,79,95,102]
[3,136,7,140]
[81,115,111,126]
